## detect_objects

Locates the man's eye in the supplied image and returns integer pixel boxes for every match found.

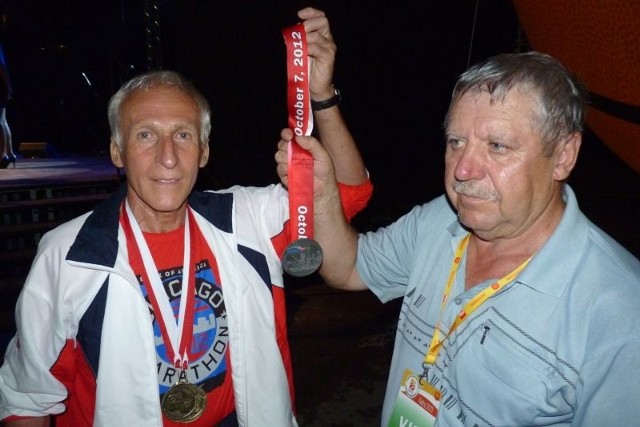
[447,138,464,149]
[489,142,508,152]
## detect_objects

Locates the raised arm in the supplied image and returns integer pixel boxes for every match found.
[277,131,367,290]
[299,7,368,186]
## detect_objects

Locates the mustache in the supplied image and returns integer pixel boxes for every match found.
[451,180,498,200]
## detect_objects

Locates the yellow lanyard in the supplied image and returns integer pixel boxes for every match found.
[424,234,531,365]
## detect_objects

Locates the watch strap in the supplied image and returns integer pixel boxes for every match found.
[311,87,341,111]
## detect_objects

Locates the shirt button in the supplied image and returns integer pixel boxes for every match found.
[454,299,462,305]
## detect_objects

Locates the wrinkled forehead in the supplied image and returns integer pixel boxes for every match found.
[447,84,541,125]
[446,88,541,138]
[117,87,201,137]
[459,82,541,108]
[120,87,199,122]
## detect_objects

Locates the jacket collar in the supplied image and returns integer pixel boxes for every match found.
[66,185,235,267]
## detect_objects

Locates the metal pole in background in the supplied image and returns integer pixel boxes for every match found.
[143,0,162,70]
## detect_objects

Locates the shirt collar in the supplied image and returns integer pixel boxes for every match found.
[446,185,588,297]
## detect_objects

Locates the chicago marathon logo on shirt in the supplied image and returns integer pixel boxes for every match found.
[139,259,230,394]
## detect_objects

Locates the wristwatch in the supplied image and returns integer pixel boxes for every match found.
[311,87,341,111]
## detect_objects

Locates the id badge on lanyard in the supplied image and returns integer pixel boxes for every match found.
[387,369,439,427]
[387,234,531,426]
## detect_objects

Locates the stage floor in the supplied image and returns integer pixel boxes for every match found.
[0,155,121,190]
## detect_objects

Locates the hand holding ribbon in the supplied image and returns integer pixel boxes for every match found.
[296,7,336,100]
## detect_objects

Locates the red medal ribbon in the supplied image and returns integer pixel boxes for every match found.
[121,204,197,369]
[283,23,315,241]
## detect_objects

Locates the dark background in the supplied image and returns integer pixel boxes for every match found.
[0,0,520,188]
[1,0,638,253]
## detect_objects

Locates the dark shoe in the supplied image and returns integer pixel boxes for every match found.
[0,154,15,169]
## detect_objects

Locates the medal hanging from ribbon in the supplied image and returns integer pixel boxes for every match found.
[281,23,323,277]
[121,203,207,423]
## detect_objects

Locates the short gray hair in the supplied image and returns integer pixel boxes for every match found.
[108,70,211,148]
[444,51,588,156]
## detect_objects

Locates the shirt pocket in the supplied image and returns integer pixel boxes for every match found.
[443,320,574,426]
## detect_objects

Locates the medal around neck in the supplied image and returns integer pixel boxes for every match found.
[122,205,206,422]
[283,238,323,277]
[161,378,207,423]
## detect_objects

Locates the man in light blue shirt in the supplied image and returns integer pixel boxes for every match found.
[306,51,640,426]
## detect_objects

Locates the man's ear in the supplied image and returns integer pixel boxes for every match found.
[199,142,210,168]
[553,132,582,181]
[110,139,124,168]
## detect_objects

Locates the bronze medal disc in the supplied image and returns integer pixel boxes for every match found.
[161,381,207,423]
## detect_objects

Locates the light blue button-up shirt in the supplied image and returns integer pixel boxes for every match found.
[358,185,640,426]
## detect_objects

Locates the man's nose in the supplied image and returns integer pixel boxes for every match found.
[453,144,484,182]
[157,135,177,168]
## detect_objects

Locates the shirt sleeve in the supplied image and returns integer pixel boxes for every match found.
[0,286,69,420]
[356,196,456,303]
[337,178,373,222]
[356,204,424,302]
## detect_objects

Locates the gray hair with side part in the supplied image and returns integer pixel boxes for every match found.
[444,51,588,156]
[108,70,211,148]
